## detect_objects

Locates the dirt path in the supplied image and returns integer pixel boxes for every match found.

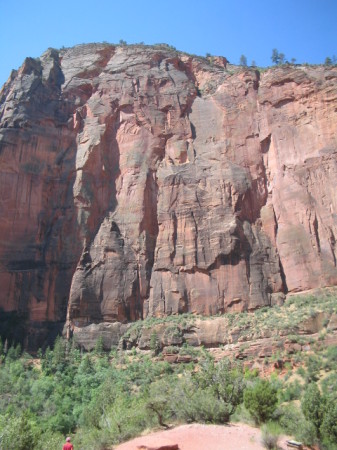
[115,423,292,450]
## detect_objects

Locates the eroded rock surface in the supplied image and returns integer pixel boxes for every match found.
[0,44,336,344]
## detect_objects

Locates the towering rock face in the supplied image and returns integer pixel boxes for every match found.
[0,44,336,343]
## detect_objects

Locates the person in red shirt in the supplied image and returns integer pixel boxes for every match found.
[63,436,74,450]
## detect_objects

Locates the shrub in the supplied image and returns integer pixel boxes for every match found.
[295,419,317,447]
[279,380,302,402]
[178,344,199,358]
[321,372,337,400]
[277,404,317,446]
[325,345,337,370]
[297,366,306,378]
[261,422,281,449]
[164,346,179,354]
[244,379,278,424]
[172,376,235,424]
[170,357,245,424]
[305,355,322,382]
[102,395,149,444]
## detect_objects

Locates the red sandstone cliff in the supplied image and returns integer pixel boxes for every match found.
[0,44,336,344]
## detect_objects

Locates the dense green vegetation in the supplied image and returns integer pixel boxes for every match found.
[0,341,242,449]
[0,336,337,449]
[1,290,337,449]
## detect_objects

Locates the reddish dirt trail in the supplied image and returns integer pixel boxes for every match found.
[115,423,292,450]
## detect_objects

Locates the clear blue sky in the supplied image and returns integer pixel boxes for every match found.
[0,0,336,87]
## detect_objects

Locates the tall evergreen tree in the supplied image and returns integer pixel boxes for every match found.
[239,54,248,66]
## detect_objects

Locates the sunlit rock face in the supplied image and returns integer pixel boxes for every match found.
[0,44,336,344]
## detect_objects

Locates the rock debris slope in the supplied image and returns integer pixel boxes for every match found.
[0,44,336,344]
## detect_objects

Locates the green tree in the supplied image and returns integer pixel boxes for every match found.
[94,336,104,356]
[301,383,325,437]
[6,343,22,361]
[271,49,285,65]
[52,336,66,367]
[244,379,278,424]
[0,413,39,450]
[36,431,64,450]
[320,399,337,448]
[278,53,285,64]
[271,48,279,64]
[67,339,82,365]
[239,55,248,66]
[150,332,160,356]
[146,378,173,428]
[194,357,245,422]
[325,57,332,66]
[102,394,149,444]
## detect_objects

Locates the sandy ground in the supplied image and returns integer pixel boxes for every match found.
[115,423,292,450]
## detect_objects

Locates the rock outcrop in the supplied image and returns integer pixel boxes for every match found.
[0,44,336,346]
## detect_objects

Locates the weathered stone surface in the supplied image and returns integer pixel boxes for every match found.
[0,49,82,346]
[184,318,228,347]
[297,311,329,334]
[65,298,337,354]
[137,324,168,350]
[70,321,130,351]
[0,44,336,344]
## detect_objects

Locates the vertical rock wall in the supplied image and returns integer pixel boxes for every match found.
[0,44,336,344]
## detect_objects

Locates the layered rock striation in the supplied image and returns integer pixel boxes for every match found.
[0,44,336,345]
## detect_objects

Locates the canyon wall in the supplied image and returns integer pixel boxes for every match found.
[0,44,336,346]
